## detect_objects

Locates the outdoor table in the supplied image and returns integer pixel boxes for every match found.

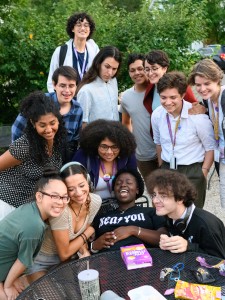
[17,248,225,300]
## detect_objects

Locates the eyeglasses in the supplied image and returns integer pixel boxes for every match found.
[98,144,120,153]
[40,191,70,203]
[75,22,90,28]
[57,84,76,90]
[129,67,145,73]
[144,66,161,73]
[149,193,171,203]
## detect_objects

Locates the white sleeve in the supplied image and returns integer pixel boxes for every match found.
[151,110,161,145]
[193,115,216,151]
[47,46,60,93]
[77,87,92,123]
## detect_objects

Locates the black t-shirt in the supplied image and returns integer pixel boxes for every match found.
[93,206,166,251]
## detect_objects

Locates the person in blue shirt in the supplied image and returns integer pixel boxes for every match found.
[11,66,83,162]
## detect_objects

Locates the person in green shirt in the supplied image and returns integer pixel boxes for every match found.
[0,168,69,300]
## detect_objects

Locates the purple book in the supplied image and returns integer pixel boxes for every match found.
[120,244,153,270]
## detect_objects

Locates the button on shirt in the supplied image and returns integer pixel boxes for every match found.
[77,76,119,123]
[151,100,216,165]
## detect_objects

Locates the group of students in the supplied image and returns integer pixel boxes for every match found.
[0,10,225,300]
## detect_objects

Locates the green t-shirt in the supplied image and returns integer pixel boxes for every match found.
[0,201,46,281]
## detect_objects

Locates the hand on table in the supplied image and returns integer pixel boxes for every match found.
[159,234,188,253]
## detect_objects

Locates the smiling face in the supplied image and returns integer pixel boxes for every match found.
[152,187,185,219]
[72,18,90,40]
[114,173,139,205]
[98,137,120,162]
[144,61,167,84]
[65,173,89,206]
[36,179,68,220]
[128,59,147,86]
[160,87,184,117]
[34,113,59,141]
[53,75,76,105]
[99,57,119,82]
[194,75,220,100]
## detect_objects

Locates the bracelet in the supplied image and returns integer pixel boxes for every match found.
[80,234,86,245]
[202,167,209,172]
[137,227,141,236]
[82,232,88,242]
[90,241,99,254]
[81,233,87,244]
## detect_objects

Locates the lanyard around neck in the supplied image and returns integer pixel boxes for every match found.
[166,114,181,150]
[100,160,117,194]
[73,45,87,80]
[210,101,219,141]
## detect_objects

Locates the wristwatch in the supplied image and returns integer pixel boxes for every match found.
[90,241,99,254]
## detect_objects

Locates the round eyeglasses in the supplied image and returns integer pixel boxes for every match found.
[149,193,171,203]
[40,191,70,203]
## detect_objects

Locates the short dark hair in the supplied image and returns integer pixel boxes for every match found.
[112,168,144,199]
[77,46,122,94]
[146,169,196,207]
[127,53,145,69]
[145,50,169,68]
[34,167,63,193]
[52,66,78,84]
[79,119,136,157]
[157,71,187,96]
[66,12,96,39]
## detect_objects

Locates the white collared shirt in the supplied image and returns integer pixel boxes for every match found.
[151,100,216,165]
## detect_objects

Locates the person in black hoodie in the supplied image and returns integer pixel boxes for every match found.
[146,169,225,258]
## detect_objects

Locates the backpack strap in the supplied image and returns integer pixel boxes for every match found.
[59,44,68,66]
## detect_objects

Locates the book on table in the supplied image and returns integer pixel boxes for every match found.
[120,244,152,270]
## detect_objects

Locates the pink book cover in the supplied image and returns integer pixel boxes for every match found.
[120,244,153,270]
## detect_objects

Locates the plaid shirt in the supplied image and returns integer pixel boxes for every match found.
[11,92,83,142]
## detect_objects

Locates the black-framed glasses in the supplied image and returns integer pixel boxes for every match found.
[98,144,120,153]
[144,66,161,73]
[40,191,70,203]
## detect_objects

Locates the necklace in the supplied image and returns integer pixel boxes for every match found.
[100,160,117,193]
[70,204,83,221]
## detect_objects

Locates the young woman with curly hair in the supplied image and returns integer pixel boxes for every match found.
[26,162,101,283]
[72,119,137,205]
[47,12,99,92]
[0,91,67,220]
[76,46,122,127]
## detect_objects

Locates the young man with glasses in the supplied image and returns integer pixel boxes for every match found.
[11,66,83,163]
[47,12,99,92]
[151,71,215,208]
[146,169,225,258]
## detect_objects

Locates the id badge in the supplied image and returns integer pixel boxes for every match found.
[170,154,177,170]
[214,149,220,163]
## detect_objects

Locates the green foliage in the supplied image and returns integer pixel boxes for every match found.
[0,0,211,124]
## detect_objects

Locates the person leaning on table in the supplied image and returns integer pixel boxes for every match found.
[90,168,167,253]
[146,169,225,259]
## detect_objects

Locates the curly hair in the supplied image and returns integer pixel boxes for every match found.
[145,50,170,68]
[66,12,96,39]
[20,91,67,164]
[146,169,197,207]
[188,58,224,86]
[76,46,122,94]
[157,71,187,96]
[112,168,144,199]
[79,119,136,157]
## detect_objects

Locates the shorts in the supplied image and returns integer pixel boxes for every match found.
[26,251,60,275]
